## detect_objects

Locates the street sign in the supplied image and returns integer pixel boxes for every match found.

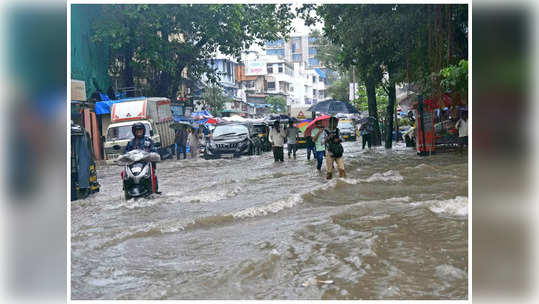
[71,79,86,101]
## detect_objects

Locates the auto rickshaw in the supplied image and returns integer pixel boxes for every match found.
[252,122,272,152]
[71,122,100,201]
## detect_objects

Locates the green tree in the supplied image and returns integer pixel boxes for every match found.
[265,96,287,113]
[91,4,294,98]
[200,85,231,116]
[300,4,467,148]
[327,76,350,102]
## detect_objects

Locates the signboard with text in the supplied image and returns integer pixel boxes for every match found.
[245,61,267,76]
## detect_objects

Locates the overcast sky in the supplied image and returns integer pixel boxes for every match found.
[247,3,323,54]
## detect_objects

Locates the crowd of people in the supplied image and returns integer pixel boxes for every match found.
[268,117,347,180]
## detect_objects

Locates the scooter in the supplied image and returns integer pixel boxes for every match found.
[113,144,161,200]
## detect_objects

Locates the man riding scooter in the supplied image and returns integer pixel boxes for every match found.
[125,122,161,194]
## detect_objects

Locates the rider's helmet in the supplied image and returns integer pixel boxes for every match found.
[131,122,146,138]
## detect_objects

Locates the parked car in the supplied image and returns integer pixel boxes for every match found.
[338,120,357,141]
[204,123,262,159]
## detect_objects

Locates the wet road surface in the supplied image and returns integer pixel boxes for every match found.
[71,141,468,299]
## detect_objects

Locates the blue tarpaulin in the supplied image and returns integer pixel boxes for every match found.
[94,96,146,114]
[314,68,326,79]
[190,110,213,118]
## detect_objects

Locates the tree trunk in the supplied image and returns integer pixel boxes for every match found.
[125,46,135,97]
[366,78,381,146]
[385,82,396,149]
[395,101,399,142]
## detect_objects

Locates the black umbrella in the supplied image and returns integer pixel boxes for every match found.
[307,100,360,115]
[170,121,194,130]
[265,114,294,125]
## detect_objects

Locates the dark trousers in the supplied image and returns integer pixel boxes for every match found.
[362,134,372,149]
[287,143,297,158]
[315,150,325,170]
[176,144,186,159]
[272,146,284,162]
[306,145,315,160]
[151,162,159,192]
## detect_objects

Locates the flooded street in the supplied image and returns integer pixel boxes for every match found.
[71,142,468,300]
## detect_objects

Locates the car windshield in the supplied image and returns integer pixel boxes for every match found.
[338,121,354,129]
[107,123,150,141]
[213,124,249,137]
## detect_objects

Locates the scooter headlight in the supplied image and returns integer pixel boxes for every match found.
[130,163,145,176]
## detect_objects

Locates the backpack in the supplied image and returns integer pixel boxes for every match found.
[327,129,344,158]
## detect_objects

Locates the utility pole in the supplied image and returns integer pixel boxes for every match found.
[352,66,356,101]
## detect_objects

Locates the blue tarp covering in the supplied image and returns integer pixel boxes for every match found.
[190,110,213,118]
[314,68,326,79]
[173,115,191,122]
[94,96,146,114]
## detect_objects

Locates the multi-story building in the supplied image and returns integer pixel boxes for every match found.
[202,56,255,117]
[264,56,294,105]
[266,35,333,111]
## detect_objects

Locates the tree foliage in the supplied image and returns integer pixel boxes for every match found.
[91,4,294,98]
[440,59,468,95]
[200,85,231,116]
[265,96,287,113]
[299,4,467,147]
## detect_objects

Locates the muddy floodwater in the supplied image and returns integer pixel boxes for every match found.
[71,142,468,300]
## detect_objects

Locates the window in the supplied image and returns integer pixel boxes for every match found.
[246,80,255,88]
[107,123,150,141]
[313,89,317,96]
[292,42,300,53]
[319,76,323,82]
[290,86,294,92]
[213,124,249,137]
[266,40,284,47]
[308,36,318,44]
[267,82,275,89]
[312,76,316,83]
[293,54,302,61]
[267,64,273,74]
[278,64,283,73]
[266,49,285,56]
[309,47,317,55]
[292,36,301,41]
[308,58,319,66]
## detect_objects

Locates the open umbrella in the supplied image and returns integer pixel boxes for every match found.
[296,120,311,133]
[307,100,360,115]
[304,115,338,136]
[170,121,194,130]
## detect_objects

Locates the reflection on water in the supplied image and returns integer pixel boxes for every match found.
[71,142,468,300]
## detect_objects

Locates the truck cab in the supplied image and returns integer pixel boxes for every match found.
[104,120,160,161]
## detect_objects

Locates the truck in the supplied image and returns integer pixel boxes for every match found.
[103,97,175,162]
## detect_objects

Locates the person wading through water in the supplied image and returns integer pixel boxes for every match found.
[324,117,346,179]
[310,120,326,172]
[269,120,286,162]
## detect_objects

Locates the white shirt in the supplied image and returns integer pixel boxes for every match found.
[455,119,468,137]
[269,127,286,147]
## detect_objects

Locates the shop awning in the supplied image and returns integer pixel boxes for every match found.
[314,68,326,79]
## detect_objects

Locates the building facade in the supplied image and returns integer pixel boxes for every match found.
[266,35,332,110]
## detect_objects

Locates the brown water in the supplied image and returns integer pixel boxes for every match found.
[71,142,468,300]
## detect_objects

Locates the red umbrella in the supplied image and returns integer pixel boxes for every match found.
[304,115,338,136]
